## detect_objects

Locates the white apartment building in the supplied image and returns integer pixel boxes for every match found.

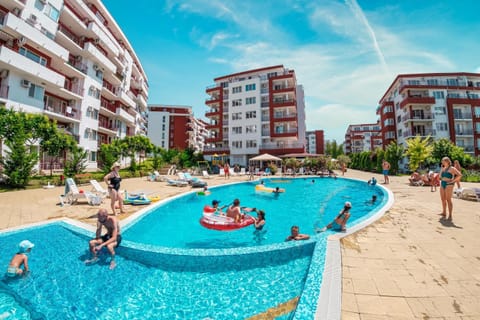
[204,65,306,167]
[377,73,480,160]
[0,0,148,171]
[344,123,382,154]
[148,105,208,152]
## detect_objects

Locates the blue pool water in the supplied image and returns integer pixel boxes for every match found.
[0,177,388,319]
[0,223,313,319]
[124,177,384,248]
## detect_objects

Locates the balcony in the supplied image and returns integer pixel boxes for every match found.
[205,109,220,117]
[455,129,474,136]
[259,142,305,155]
[273,112,297,121]
[83,42,115,73]
[44,102,81,121]
[98,121,118,135]
[206,85,221,93]
[271,84,295,93]
[453,112,473,120]
[87,21,119,57]
[400,96,435,108]
[203,146,230,155]
[401,113,434,122]
[271,98,296,107]
[403,129,435,138]
[206,97,221,105]
[116,107,135,124]
[0,45,65,87]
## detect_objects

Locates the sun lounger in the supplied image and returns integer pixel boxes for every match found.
[460,188,480,202]
[90,180,108,198]
[202,170,212,179]
[64,178,101,205]
[166,178,188,187]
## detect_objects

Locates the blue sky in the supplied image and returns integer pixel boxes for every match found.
[103,0,480,143]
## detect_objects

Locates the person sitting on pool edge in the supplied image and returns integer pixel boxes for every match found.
[285,225,310,241]
[317,201,352,233]
[368,177,377,186]
[86,208,122,270]
[6,240,34,277]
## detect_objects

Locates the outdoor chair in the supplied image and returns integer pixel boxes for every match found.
[90,180,108,198]
[64,178,101,205]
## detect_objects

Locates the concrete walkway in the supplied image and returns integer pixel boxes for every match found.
[0,170,479,319]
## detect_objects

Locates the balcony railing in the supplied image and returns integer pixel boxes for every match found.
[455,129,474,135]
[403,129,435,138]
[44,103,81,120]
[401,113,434,122]
[453,112,473,120]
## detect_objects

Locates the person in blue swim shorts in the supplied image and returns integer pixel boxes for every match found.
[6,240,34,277]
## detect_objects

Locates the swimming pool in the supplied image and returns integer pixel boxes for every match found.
[123,177,385,248]
[0,177,392,319]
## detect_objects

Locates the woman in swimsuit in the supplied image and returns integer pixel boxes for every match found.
[439,157,462,221]
[104,162,125,216]
[317,202,352,232]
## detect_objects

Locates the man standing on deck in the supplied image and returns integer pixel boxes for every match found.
[382,160,391,184]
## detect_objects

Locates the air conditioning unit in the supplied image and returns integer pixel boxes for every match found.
[0,69,9,79]
[94,38,100,44]
[39,0,47,4]
[28,14,37,23]
[71,77,79,83]
[68,99,76,106]
[17,36,26,46]
[79,36,86,42]
[21,79,30,87]
[12,7,21,16]
[74,55,82,62]
[93,64,99,71]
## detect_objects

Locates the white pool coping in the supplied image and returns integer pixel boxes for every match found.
[315,184,394,319]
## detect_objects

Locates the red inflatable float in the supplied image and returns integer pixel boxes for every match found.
[199,205,255,231]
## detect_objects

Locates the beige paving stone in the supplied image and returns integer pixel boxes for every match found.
[341,311,361,320]
[372,277,403,297]
[381,296,414,317]
[343,278,355,293]
[355,294,387,315]
[352,278,379,295]
[342,292,359,313]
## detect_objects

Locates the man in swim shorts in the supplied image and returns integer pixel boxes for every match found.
[86,208,122,269]
[382,160,390,184]
[6,240,34,277]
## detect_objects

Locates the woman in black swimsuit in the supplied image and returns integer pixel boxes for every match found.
[104,162,125,215]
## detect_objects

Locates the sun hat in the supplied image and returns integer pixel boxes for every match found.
[19,240,34,252]
[344,201,352,208]
[111,162,121,170]
[212,200,220,206]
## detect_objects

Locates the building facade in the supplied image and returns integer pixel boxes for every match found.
[377,73,480,158]
[305,130,324,155]
[203,65,306,167]
[344,123,382,154]
[148,105,208,153]
[0,0,148,171]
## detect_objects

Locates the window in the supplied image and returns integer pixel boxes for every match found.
[474,106,480,117]
[436,123,448,131]
[384,119,394,126]
[434,106,446,114]
[397,129,402,137]
[246,125,257,133]
[245,84,256,91]
[232,112,242,120]
[89,151,97,162]
[232,141,242,148]
[28,84,44,100]
[232,86,242,94]
[433,91,444,99]
[427,79,439,85]
[383,106,393,114]
[446,78,459,86]
[395,102,400,110]
[232,126,242,134]
[245,97,256,105]
[246,111,256,119]
[95,69,103,80]
[407,80,420,85]
[267,72,277,78]
[162,124,165,131]
[19,47,47,66]
[246,140,257,148]
[45,4,60,22]
[88,86,100,99]
[162,116,166,123]
[232,99,242,107]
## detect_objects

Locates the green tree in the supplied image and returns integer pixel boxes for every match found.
[1,137,38,187]
[325,140,344,158]
[384,141,404,175]
[99,142,122,174]
[41,130,77,176]
[63,146,88,178]
[404,136,433,172]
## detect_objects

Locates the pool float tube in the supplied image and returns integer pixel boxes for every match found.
[196,190,211,196]
[200,205,255,231]
[124,194,152,205]
[148,195,161,202]
[255,185,285,193]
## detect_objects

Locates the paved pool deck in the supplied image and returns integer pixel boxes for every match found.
[0,170,479,319]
